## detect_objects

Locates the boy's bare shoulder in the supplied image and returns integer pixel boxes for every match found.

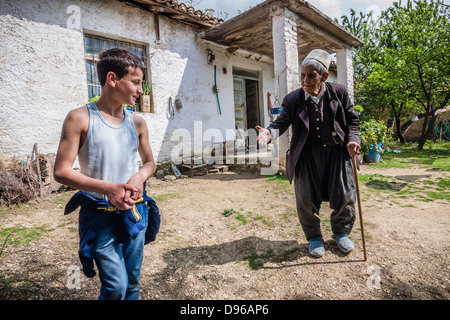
[131,113,147,129]
[66,106,89,120]
[67,105,89,117]
[63,105,89,129]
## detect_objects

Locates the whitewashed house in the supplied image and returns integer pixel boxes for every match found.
[0,0,363,173]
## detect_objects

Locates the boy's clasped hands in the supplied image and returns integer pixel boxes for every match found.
[106,173,145,210]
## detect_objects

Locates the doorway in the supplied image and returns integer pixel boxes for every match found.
[233,69,261,150]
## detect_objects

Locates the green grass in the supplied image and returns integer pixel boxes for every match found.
[358,172,449,202]
[266,173,290,184]
[263,141,449,203]
[437,178,450,188]
[357,141,449,201]
[423,191,450,201]
[265,173,292,191]
[244,247,300,270]
[0,225,54,248]
[235,214,249,225]
[373,140,450,171]
[358,174,408,192]
[152,193,178,202]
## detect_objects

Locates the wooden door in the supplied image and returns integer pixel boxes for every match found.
[233,78,246,148]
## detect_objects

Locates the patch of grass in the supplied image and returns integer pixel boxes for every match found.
[277,247,300,262]
[423,191,450,201]
[222,208,235,217]
[152,193,178,202]
[244,253,265,270]
[235,214,249,225]
[437,178,450,189]
[244,247,300,270]
[0,225,54,248]
[358,174,407,192]
[359,171,449,202]
[373,141,450,171]
[415,195,434,202]
[266,174,293,191]
[266,174,289,185]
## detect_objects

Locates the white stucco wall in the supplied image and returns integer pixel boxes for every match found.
[0,0,275,165]
[0,0,88,160]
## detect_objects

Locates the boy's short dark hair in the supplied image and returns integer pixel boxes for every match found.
[97,48,144,86]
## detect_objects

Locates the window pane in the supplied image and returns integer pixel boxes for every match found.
[93,38,101,50]
[84,36,92,47]
[84,33,148,110]
[88,86,95,99]
[86,61,92,74]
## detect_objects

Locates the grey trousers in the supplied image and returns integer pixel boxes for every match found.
[294,144,356,241]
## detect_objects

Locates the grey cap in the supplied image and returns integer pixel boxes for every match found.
[305,49,331,70]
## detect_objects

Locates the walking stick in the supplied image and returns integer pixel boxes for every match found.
[351,155,367,261]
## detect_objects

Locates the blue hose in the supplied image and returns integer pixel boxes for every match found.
[434,122,450,141]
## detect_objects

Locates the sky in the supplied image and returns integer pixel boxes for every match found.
[190,0,450,21]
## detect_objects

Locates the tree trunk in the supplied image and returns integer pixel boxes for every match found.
[418,114,436,150]
[394,116,406,144]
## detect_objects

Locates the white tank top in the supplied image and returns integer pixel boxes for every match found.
[78,102,139,200]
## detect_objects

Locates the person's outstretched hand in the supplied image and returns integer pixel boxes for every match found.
[256,126,271,146]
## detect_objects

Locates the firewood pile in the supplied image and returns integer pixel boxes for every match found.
[0,144,58,206]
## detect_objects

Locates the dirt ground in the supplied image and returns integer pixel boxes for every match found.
[0,164,449,301]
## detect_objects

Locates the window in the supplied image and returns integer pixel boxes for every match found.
[83,33,152,112]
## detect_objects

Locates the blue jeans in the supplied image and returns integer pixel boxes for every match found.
[94,202,149,300]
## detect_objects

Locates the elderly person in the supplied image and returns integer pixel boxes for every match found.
[256,49,360,257]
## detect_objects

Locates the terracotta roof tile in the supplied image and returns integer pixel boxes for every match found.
[149,0,224,26]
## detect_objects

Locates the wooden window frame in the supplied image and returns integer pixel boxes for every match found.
[83,32,153,113]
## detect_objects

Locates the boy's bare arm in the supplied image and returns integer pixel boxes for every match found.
[54,107,137,210]
[126,115,157,200]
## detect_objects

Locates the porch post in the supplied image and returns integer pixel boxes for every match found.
[336,48,355,102]
[271,6,300,171]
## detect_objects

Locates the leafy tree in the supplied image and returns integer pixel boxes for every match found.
[338,0,450,149]
[379,0,449,148]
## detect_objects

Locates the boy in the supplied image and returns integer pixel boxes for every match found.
[54,48,157,299]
